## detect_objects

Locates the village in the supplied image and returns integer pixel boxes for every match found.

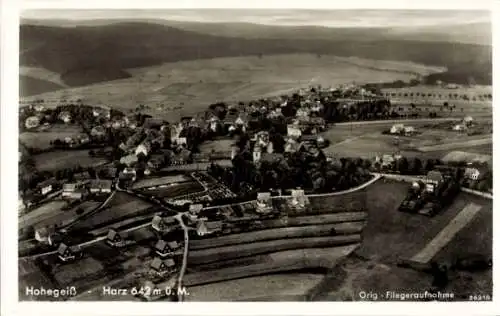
[18,81,493,301]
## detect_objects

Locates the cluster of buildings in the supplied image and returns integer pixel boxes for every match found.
[452,116,475,132]
[389,124,416,136]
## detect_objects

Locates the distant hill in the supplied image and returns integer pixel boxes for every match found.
[19,21,492,96]
[20,75,65,96]
[21,18,491,45]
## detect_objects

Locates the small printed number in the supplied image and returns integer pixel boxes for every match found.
[469,294,491,301]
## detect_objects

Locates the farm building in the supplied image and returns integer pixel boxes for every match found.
[150,257,176,273]
[196,220,223,237]
[154,239,180,258]
[37,179,58,196]
[62,182,86,197]
[89,180,113,194]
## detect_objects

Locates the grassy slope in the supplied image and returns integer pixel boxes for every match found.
[20,54,443,121]
[19,21,492,97]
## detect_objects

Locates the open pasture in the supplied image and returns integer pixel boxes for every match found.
[22,54,445,122]
[20,124,84,150]
[33,149,108,172]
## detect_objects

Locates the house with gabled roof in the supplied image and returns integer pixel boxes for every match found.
[37,179,58,196]
[151,215,178,233]
[106,229,124,247]
[57,243,82,262]
[90,179,113,194]
[464,163,489,181]
[154,239,180,258]
[196,220,223,237]
[290,189,309,209]
[256,192,273,214]
[150,257,176,273]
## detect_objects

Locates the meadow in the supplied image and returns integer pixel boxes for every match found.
[21,54,446,122]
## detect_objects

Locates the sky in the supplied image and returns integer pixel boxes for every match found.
[20,9,491,28]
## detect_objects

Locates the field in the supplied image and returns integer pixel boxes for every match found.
[190,222,364,250]
[322,121,493,159]
[311,179,492,300]
[19,200,67,229]
[198,139,234,153]
[22,54,445,122]
[188,235,361,265]
[20,125,84,150]
[141,181,204,198]
[71,199,155,231]
[19,201,101,232]
[308,179,492,301]
[185,273,324,301]
[33,150,108,171]
[132,175,192,190]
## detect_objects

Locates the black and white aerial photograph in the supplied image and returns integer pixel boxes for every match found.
[16,7,493,303]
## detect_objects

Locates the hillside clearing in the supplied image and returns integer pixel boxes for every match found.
[22,54,445,122]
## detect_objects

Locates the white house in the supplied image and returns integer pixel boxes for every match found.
[290,189,308,209]
[464,164,488,181]
[390,124,405,134]
[120,154,139,166]
[287,125,302,139]
[135,142,151,157]
[253,146,262,163]
[256,192,272,214]
[58,111,72,124]
[404,126,416,136]
[463,116,474,126]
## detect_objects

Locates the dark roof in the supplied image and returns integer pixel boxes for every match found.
[165,258,176,267]
[261,153,284,163]
[167,241,180,250]
[37,178,58,188]
[150,257,164,270]
[90,179,113,190]
[107,229,121,240]
[154,239,168,251]
[164,216,177,224]
[57,243,81,254]
[426,170,444,182]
